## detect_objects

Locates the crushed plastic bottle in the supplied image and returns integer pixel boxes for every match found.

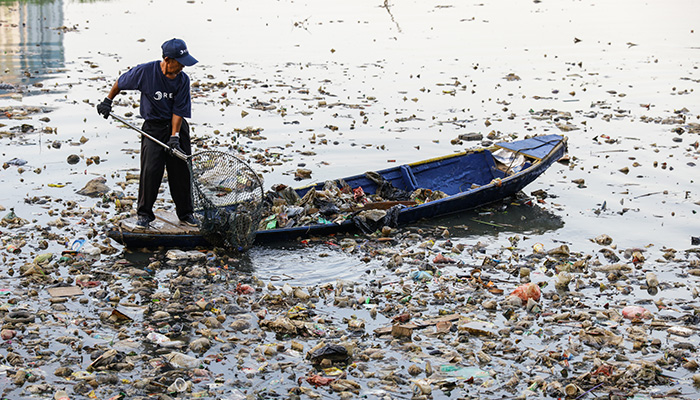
[165,352,201,369]
[146,332,184,348]
[410,270,433,282]
[439,365,489,379]
[77,242,101,262]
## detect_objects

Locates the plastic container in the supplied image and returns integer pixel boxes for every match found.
[71,238,86,252]
[167,377,188,393]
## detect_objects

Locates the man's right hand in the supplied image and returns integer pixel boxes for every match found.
[96,97,112,119]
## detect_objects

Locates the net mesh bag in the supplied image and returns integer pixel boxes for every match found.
[189,151,264,251]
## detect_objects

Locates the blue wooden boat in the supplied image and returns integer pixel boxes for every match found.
[106,134,566,248]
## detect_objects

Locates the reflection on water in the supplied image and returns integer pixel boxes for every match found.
[114,200,564,287]
[0,0,64,94]
[121,246,258,275]
[417,200,565,238]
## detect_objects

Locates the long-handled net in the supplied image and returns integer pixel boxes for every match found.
[110,113,264,251]
[189,151,264,251]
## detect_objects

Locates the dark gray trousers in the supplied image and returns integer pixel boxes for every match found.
[136,119,193,221]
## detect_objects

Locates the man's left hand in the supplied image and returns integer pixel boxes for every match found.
[167,135,183,156]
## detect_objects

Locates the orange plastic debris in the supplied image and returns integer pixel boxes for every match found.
[510,282,541,304]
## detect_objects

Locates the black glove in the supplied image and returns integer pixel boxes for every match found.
[96,97,112,119]
[167,135,183,156]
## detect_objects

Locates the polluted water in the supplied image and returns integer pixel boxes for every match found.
[0,0,699,399]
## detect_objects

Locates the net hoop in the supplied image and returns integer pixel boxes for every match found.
[189,150,264,251]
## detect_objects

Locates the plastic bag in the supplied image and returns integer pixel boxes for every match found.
[510,283,541,304]
[365,171,411,201]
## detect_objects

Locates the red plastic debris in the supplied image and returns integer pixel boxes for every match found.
[621,306,652,320]
[236,283,255,295]
[510,282,541,304]
[306,375,335,387]
[392,313,411,323]
[76,279,101,288]
[353,187,366,201]
[433,253,457,264]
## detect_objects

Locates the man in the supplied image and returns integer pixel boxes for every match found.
[97,38,198,229]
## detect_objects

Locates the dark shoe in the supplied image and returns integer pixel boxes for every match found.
[180,214,198,227]
[135,215,152,229]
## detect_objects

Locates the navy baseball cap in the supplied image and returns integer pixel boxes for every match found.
[161,38,198,67]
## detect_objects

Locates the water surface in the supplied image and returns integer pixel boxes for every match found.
[0,0,698,274]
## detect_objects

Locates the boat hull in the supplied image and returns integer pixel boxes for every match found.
[107,135,566,248]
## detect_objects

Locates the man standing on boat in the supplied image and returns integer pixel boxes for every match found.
[96,38,199,229]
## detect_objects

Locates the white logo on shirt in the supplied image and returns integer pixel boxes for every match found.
[154,91,174,101]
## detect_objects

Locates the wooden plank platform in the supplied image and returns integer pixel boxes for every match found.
[118,210,201,235]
